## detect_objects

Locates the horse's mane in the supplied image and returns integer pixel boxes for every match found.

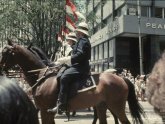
[28,46,55,67]
[147,51,165,113]
[0,77,39,124]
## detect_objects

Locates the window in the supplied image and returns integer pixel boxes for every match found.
[95,46,99,60]
[102,0,107,6]
[127,5,137,16]
[91,48,95,61]
[98,64,102,72]
[155,8,163,18]
[104,41,108,58]
[99,44,103,59]
[103,63,109,71]
[109,40,113,57]
[102,18,107,28]
[141,6,149,17]
[95,64,99,72]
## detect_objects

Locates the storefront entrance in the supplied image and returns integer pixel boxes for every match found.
[116,37,139,76]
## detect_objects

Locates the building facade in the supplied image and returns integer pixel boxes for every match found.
[86,0,165,75]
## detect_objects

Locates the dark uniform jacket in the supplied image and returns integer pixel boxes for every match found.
[63,37,91,76]
[57,36,91,80]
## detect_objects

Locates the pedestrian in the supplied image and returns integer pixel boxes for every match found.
[65,32,77,56]
[135,75,141,99]
[47,22,91,114]
[139,75,146,101]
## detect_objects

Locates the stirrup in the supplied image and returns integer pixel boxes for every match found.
[47,105,64,114]
[47,106,58,113]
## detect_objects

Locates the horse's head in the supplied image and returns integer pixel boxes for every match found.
[0,39,17,72]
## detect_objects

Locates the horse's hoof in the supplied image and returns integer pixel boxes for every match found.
[72,111,76,117]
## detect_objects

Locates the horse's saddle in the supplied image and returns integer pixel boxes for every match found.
[35,66,96,99]
[67,75,96,99]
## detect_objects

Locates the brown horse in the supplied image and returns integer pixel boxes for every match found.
[26,45,120,124]
[92,75,145,124]
[0,40,145,124]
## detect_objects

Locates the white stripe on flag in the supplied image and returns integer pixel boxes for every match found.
[75,11,86,21]
[66,5,73,14]
[66,21,75,31]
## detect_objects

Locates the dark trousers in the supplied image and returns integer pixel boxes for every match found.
[58,73,81,103]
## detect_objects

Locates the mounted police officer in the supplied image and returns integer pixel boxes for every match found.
[47,22,91,113]
[64,32,77,56]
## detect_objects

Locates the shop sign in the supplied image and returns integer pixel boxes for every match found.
[146,22,165,30]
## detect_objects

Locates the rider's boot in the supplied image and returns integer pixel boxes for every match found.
[47,93,67,114]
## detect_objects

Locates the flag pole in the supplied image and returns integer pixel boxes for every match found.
[61,0,67,57]
[137,0,143,75]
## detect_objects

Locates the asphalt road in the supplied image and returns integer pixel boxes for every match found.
[39,101,164,124]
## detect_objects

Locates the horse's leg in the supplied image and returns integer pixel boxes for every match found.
[88,107,91,111]
[93,106,119,124]
[111,109,130,124]
[107,101,130,124]
[92,106,98,124]
[72,110,76,117]
[162,115,165,124]
[95,102,107,124]
[40,110,55,124]
[109,109,119,124]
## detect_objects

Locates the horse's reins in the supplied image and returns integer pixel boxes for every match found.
[26,66,49,93]
[26,65,61,92]
[27,65,59,73]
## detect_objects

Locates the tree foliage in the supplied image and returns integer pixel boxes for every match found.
[0,0,65,56]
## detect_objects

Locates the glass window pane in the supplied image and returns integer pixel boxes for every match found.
[141,6,149,17]
[95,64,99,72]
[109,40,113,57]
[155,8,162,18]
[98,64,102,72]
[103,63,109,71]
[104,42,108,58]
[99,44,103,59]
[95,46,98,60]
[127,5,137,16]
[91,48,94,61]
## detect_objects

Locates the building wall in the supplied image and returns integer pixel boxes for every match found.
[87,0,165,75]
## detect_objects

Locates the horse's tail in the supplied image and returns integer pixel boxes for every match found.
[123,78,146,124]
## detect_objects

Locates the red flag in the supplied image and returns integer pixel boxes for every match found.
[66,0,76,12]
[66,0,78,21]
[61,26,69,36]
[66,15,76,31]
[75,11,86,21]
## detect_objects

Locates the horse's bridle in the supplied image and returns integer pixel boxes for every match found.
[0,46,15,73]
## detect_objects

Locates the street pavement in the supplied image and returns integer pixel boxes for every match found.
[39,101,164,124]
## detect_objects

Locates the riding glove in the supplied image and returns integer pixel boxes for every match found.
[56,56,71,66]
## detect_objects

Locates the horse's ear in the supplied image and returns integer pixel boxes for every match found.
[27,42,33,50]
[7,38,14,46]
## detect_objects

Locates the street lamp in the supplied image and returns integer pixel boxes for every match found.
[137,0,143,75]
